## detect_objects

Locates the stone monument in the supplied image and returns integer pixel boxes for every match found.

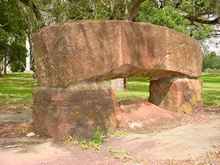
[32,21,203,139]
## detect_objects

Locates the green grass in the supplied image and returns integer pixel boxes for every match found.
[117,74,220,107]
[0,73,36,105]
[0,73,219,107]
[116,77,149,101]
[63,127,105,151]
[202,73,220,106]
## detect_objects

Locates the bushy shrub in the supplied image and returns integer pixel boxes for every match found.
[203,52,220,71]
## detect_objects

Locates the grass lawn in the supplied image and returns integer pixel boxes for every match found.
[202,73,220,107]
[0,73,219,107]
[117,74,220,107]
[0,73,36,105]
[116,77,149,101]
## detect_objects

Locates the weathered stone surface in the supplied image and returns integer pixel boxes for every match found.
[115,101,180,131]
[32,83,117,139]
[32,21,203,138]
[33,21,202,88]
[149,78,203,113]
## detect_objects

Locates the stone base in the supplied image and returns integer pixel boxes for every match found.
[32,82,117,139]
[149,77,202,113]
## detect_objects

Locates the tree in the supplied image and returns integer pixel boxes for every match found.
[0,0,40,75]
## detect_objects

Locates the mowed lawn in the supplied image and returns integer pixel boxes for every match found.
[202,73,220,106]
[0,73,219,107]
[0,73,36,105]
[117,74,220,107]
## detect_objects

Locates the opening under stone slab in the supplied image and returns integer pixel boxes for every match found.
[111,76,167,132]
[112,76,203,132]
[114,76,150,103]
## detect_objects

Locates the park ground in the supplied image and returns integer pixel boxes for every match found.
[0,73,220,164]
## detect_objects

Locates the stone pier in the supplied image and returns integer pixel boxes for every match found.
[149,77,203,113]
[33,82,117,138]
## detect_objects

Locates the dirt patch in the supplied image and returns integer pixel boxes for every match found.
[0,141,126,165]
[0,123,32,138]
[0,103,32,113]
[0,105,32,138]
[0,102,211,138]
[108,113,220,163]
[0,103,220,164]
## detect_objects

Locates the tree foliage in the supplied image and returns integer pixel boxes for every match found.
[37,0,218,39]
[203,52,220,70]
[0,0,40,74]
[137,0,214,39]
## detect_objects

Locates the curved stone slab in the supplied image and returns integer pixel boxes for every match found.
[33,21,203,87]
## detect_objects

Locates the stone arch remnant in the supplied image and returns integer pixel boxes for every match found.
[32,21,203,139]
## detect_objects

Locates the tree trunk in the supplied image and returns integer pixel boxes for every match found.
[123,77,127,90]
[3,56,6,75]
[122,0,145,89]
[0,58,3,76]
[128,0,145,21]
[3,47,9,75]
[28,33,33,70]
[25,34,32,72]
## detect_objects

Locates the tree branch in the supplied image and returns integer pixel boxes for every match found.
[19,0,42,21]
[184,15,220,25]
